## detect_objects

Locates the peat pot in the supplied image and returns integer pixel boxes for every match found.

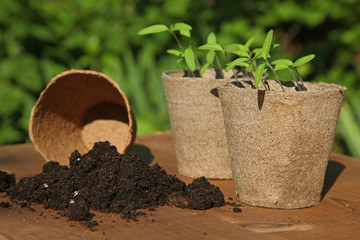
[162,69,238,179]
[218,80,346,208]
[29,69,136,165]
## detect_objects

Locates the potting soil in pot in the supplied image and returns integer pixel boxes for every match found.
[3,141,225,221]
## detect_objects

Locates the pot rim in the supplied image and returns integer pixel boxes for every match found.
[217,79,346,95]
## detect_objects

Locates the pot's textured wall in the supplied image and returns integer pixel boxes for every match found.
[29,70,136,165]
[218,80,346,208]
[162,70,238,179]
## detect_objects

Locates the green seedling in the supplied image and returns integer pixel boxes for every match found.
[230,29,315,91]
[198,32,224,78]
[198,34,239,80]
[272,54,316,91]
[138,23,199,77]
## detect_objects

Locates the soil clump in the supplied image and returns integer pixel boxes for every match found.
[5,141,225,222]
[0,170,15,192]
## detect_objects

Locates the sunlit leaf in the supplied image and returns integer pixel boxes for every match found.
[262,29,273,60]
[207,32,216,44]
[172,23,192,31]
[274,64,289,71]
[273,43,281,48]
[137,24,169,35]
[206,50,215,63]
[225,58,249,71]
[253,48,263,59]
[200,62,211,76]
[293,54,316,67]
[184,47,196,72]
[198,43,223,52]
[255,63,266,88]
[180,30,191,37]
[245,37,255,48]
[271,59,293,66]
[167,49,183,57]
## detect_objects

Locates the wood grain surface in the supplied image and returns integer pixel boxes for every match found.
[0,132,359,240]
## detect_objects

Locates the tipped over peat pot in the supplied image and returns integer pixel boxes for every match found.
[29,70,136,165]
[162,69,238,179]
[217,80,346,209]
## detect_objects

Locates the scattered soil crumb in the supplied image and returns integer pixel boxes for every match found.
[233,207,242,213]
[0,170,15,192]
[0,201,11,208]
[80,220,99,229]
[5,141,225,224]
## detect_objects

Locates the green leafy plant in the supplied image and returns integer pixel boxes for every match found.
[137,23,199,77]
[222,29,315,91]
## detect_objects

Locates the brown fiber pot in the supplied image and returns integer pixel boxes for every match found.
[29,69,136,165]
[162,69,239,179]
[218,80,346,208]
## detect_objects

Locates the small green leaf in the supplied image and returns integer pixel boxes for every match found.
[224,44,250,56]
[293,54,316,67]
[274,64,289,71]
[245,37,255,48]
[273,43,281,48]
[206,50,215,63]
[253,48,263,59]
[255,63,266,88]
[176,58,183,64]
[238,50,250,58]
[137,24,169,35]
[224,44,240,53]
[271,59,293,66]
[184,47,196,72]
[207,32,216,44]
[246,64,255,72]
[166,49,184,57]
[200,62,211,76]
[262,29,273,60]
[225,58,249,71]
[172,23,192,31]
[180,30,191,37]
[198,43,223,52]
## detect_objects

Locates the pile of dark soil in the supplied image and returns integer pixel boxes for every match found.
[5,141,225,221]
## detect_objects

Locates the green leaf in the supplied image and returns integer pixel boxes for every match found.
[180,30,191,37]
[198,43,223,52]
[176,58,184,64]
[224,44,240,53]
[225,58,249,71]
[207,32,216,44]
[172,23,192,31]
[200,63,211,76]
[255,63,266,88]
[262,29,273,60]
[184,47,196,72]
[224,44,249,56]
[271,59,293,66]
[245,37,255,48]
[137,24,169,35]
[238,50,250,58]
[253,48,263,59]
[206,50,215,63]
[273,43,281,48]
[274,64,289,71]
[246,64,255,73]
[293,54,316,67]
[166,49,184,57]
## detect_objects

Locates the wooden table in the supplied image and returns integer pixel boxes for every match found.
[0,132,360,239]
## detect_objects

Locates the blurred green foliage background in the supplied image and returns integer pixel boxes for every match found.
[0,0,359,157]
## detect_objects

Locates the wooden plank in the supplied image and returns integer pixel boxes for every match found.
[0,132,360,239]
